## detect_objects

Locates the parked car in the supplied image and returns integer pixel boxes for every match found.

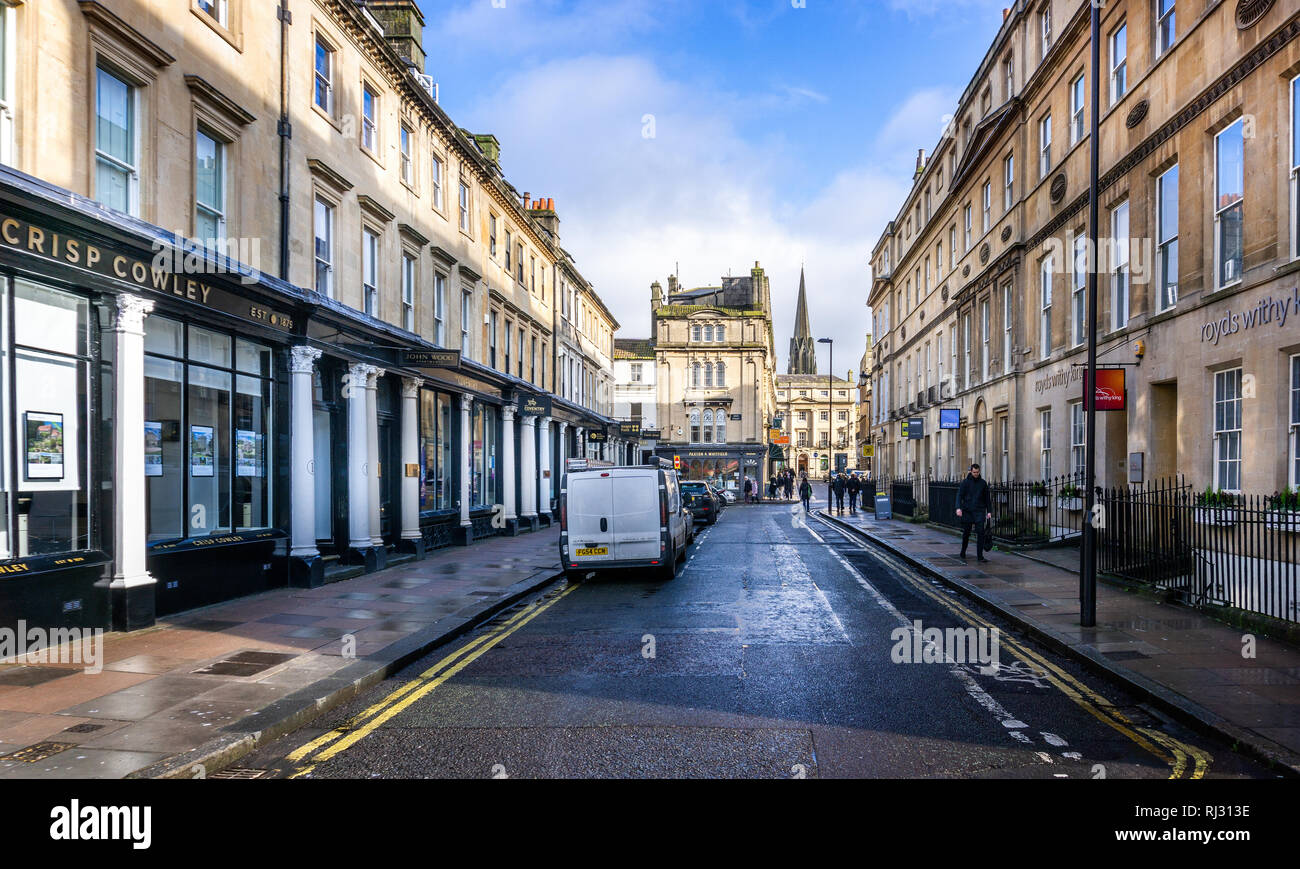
[681,481,721,524]
[719,489,737,504]
[560,465,689,581]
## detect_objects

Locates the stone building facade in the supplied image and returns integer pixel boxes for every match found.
[870,0,1300,497]
[0,0,621,630]
[649,266,778,491]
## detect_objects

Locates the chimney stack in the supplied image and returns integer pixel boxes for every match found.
[523,193,530,209]
[357,1,427,73]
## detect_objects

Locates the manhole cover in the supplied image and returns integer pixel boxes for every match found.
[209,767,269,779]
[2,741,76,762]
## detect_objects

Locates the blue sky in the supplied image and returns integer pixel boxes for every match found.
[416,0,1007,369]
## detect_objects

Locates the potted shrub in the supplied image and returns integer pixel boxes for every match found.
[1027,482,1049,509]
[1057,483,1084,511]
[1194,487,1239,526]
[1266,488,1300,532]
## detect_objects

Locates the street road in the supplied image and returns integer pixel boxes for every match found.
[245,501,1275,779]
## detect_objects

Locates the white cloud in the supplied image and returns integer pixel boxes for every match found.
[454,49,943,371]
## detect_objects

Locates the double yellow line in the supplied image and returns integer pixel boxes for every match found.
[287,581,580,778]
[832,523,1211,779]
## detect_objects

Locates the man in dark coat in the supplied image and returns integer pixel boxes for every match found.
[847,474,861,513]
[956,463,993,562]
[832,473,847,514]
[798,475,813,512]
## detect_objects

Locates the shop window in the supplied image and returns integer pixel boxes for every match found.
[420,389,455,512]
[2,279,92,559]
[144,318,272,541]
[469,402,497,508]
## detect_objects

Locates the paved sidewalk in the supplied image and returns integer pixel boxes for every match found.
[820,510,1300,774]
[0,530,563,778]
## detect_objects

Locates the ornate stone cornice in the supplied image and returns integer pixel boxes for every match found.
[400,376,420,399]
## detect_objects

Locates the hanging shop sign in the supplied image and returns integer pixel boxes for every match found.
[517,394,552,416]
[905,417,924,439]
[617,422,642,438]
[586,428,608,443]
[640,429,663,440]
[939,408,961,430]
[402,349,462,369]
[1082,368,1127,412]
[0,214,297,332]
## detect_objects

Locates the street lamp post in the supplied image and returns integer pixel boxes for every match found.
[819,337,833,506]
[1081,1,1101,628]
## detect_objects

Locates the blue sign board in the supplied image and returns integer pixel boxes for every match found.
[939,408,961,430]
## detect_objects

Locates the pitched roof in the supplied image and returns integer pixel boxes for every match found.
[614,338,654,359]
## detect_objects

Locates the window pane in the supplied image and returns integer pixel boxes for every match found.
[145,315,184,358]
[188,325,231,367]
[195,130,222,218]
[236,338,271,376]
[96,67,132,165]
[1217,122,1244,208]
[188,365,231,534]
[234,374,270,529]
[145,356,184,542]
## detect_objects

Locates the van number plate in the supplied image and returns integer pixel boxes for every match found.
[575,547,608,557]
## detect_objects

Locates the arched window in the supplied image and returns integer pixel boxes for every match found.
[716,411,727,444]
[702,409,714,443]
[692,362,701,387]
[704,362,713,388]
[703,324,714,342]
[691,324,702,342]
[715,361,725,385]
[715,325,725,342]
[690,409,701,443]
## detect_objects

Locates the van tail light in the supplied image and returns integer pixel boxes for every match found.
[560,493,567,529]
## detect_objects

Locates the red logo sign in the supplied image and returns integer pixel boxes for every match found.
[1083,368,1126,411]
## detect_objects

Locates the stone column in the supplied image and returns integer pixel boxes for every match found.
[289,346,324,586]
[456,394,473,545]
[537,415,553,525]
[399,377,423,557]
[110,294,156,631]
[520,413,538,529]
[347,362,375,567]
[576,426,585,459]
[366,369,386,567]
[500,404,518,535]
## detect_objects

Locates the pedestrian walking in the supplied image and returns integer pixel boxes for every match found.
[798,476,813,513]
[832,473,847,515]
[743,476,753,504]
[847,473,861,513]
[768,476,778,500]
[956,463,993,562]
[784,473,793,501]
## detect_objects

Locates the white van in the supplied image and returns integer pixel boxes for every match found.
[559,464,690,580]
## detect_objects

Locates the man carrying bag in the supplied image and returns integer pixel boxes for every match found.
[955,463,993,562]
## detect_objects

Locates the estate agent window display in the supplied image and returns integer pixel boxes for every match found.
[143,316,273,542]
[0,277,93,560]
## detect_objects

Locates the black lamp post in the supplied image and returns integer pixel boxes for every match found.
[819,337,833,506]
[1081,0,1101,628]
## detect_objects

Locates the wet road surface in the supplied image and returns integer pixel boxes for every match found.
[242,503,1278,778]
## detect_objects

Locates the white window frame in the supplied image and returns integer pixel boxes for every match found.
[1156,0,1176,58]
[1040,7,1052,62]
[1290,354,1300,488]
[1040,409,1052,480]
[1214,367,1242,492]
[963,204,972,250]
[401,253,415,331]
[1157,164,1179,310]
[313,194,334,298]
[433,272,447,345]
[194,126,226,240]
[458,180,471,233]
[1004,152,1014,210]
[962,314,971,390]
[1003,283,1012,375]
[94,64,140,216]
[1070,74,1085,145]
[1215,119,1245,289]
[361,83,378,153]
[1111,200,1130,331]
[981,298,990,382]
[1040,256,1053,359]
[1069,401,1085,477]
[314,34,334,116]
[982,181,992,234]
[1292,75,1300,260]
[461,289,472,353]
[431,153,444,211]
[0,3,16,166]
[399,123,412,185]
[1109,23,1127,105]
[362,228,379,317]
[949,226,957,270]
[198,0,229,27]
[1072,233,1087,346]
[1039,113,1052,179]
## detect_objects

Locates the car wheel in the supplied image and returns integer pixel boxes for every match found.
[676,540,687,564]
[658,548,678,581]
[708,513,718,525]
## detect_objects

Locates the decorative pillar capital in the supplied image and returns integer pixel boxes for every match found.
[401,376,421,400]
[367,367,386,389]
[112,293,154,334]
[289,345,323,375]
[502,404,516,422]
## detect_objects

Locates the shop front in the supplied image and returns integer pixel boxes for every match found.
[656,446,766,492]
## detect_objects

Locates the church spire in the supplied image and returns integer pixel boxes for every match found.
[788,267,818,375]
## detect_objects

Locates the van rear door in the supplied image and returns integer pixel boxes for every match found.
[610,470,661,561]
[568,473,614,563]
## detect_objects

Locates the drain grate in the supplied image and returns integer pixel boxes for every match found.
[2,741,76,762]
[193,650,296,677]
[62,723,105,734]
[209,767,269,780]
